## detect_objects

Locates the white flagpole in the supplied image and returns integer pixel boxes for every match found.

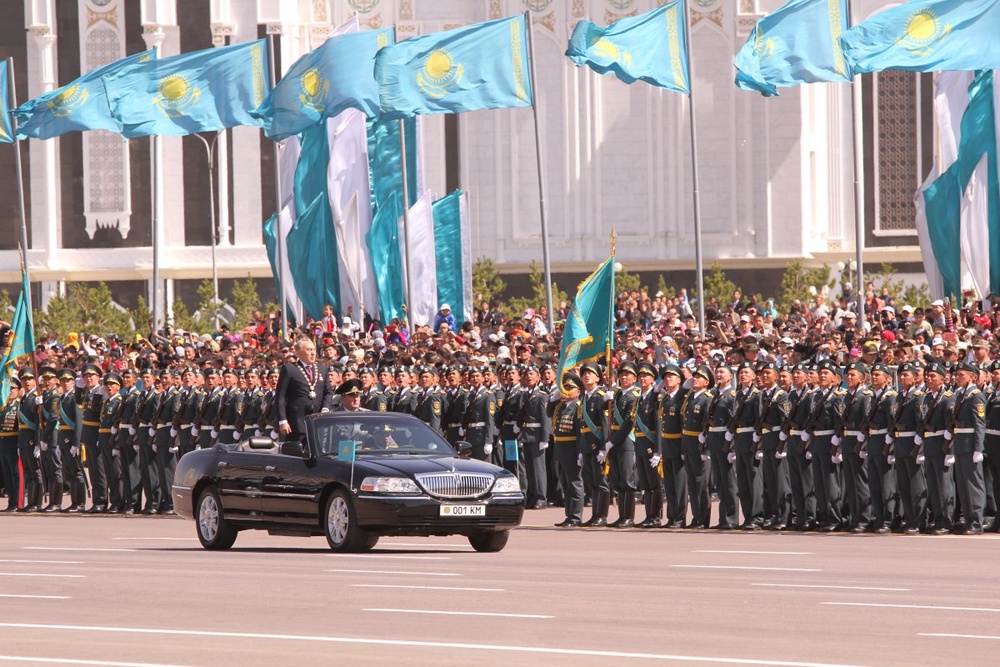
[7,59,31,287]
[399,120,415,333]
[267,34,288,337]
[152,133,163,330]
[848,2,865,317]
[524,10,555,332]
[682,1,706,336]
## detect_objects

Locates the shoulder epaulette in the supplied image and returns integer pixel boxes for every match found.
[914,390,925,396]
[969,388,981,396]
[729,390,737,397]
[943,390,954,397]
[834,388,847,396]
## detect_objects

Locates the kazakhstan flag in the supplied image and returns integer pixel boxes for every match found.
[556,256,615,394]
[374,15,532,117]
[102,40,269,140]
[839,0,1000,77]
[14,50,154,139]
[0,264,35,405]
[734,0,849,97]
[251,29,393,140]
[566,1,690,94]
[0,59,13,144]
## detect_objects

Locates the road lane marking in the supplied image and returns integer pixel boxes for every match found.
[0,573,85,578]
[351,584,504,592]
[753,584,910,592]
[919,633,1000,640]
[0,594,71,600]
[0,623,874,666]
[0,560,84,565]
[111,537,198,541]
[0,657,198,667]
[670,565,821,572]
[694,551,814,555]
[324,569,459,577]
[22,547,136,553]
[824,602,1000,613]
[363,608,553,619]
[326,555,452,561]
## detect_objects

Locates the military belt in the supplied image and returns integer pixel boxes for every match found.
[523,422,542,428]
[735,427,755,434]
[708,426,728,433]
[82,420,100,427]
[986,428,1000,436]
[868,429,888,436]
[200,426,214,431]
[845,430,864,438]
[220,426,236,431]
[181,423,193,429]
[924,430,945,438]
[18,425,33,430]
[789,429,803,436]
[811,429,835,437]
[58,426,74,431]
[682,429,701,437]
[553,435,576,442]
[661,433,681,440]
[99,428,112,433]
[0,431,17,437]
[467,422,486,428]
[895,431,917,438]
[243,423,258,429]
[139,423,151,428]
[953,428,975,434]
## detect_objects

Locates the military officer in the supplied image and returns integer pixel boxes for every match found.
[497,365,527,490]
[38,366,63,512]
[949,361,986,534]
[17,368,43,512]
[98,373,123,513]
[705,365,738,529]
[885,362,927,534]
[918,363,955,535]
[390,366,417,415]
[658,364,688,528]
[548,372,584,527]
[334,379,368,412]
[576,363,610,526]
[462,366,496,462]
[632,362,662,527]
[755,361,791,530]
[729,361,762,530]
[801,359,845,531]
[839,362,874,532]
[78,364,105,512]
[115,369,142,514]
[864,363,898,533]
[55,370,86,513]
[441,366,467,445]
[134,368,161,513]
[413,366,444,433]
[518,364,551,510]
[680,364,715,529]
[780,362,817,530]
[602,361,639,527]
[360,368,388,413]
[237,369,264,440]
[0,378,21,511]
[175,368,203,455]
[214,369,244,445]
[985,360,1000,532]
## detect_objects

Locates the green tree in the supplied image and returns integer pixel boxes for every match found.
[131,295,152,336]
[231,275,262,329]
[506,260,568,320]
[472,257,506,308]
[702,262,737,309]
[0,290,11,318]
[615,268,642,294]
[171,297,199,333]
[37,283,132,340]
[777,261,836,311]
[194,279,228,330]
[655,275,675,299]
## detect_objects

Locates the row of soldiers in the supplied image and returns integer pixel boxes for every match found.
[0,364,282,513]
[546,358,998,534]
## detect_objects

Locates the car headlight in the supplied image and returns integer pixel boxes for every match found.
[359,477,421,494]
[491,476,522,494]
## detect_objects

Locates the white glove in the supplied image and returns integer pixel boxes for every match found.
[944,454,955,468]
[111,427,118,435]
[973,451,984,463]
[857,433,866,443]
[831,435,842,447]
[885,435,894,445]
[603,441,614,453]
[698,432,706,445]
[886,455,896,465]
[169,446,179,453]
[727,451,736,464]
[605,393,615,403]
[779,431,788,442]
[133,444,140,453]
[649,454,662,468]
[539,441,549,451]
[577,453,583,468]
[701,453,709,461]
[170,428,178,438]
[597,450,607,464]
[801,432,811,443]
[483,443,493,456]
[33,446,40,458]
[752,432,761,444]
[34,395,43,405]
[75,378,85,388]
[191,426,199,436]
[254,429,262,437]
[831,453,843,464]
[944,431,953,442]
[914,435,923,446]
[70,446,79,457]
[148,427,156,437]
[233,431,241,440]
[755,450,763,460]
[112,448,120,458]
[513,425,521,434]
[40,441,48,452]
[859,449,868,460]
[210,429,218,439]
[724,431,734,442]
[128,425,136,436]
[915,454,925,465]
[775,450,787,459]
[458,427,466,437]
[805,451,813,460]
[270,430,278,439]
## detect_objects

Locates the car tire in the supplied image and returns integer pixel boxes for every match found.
[196,486,238,550]
[324,488,373,552]
[468,530,510,553]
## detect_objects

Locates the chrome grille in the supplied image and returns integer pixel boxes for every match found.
[415,473,494,499]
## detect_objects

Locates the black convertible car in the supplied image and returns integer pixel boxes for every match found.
[171,412,524,552]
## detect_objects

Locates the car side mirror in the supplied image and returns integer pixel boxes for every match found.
[456,441,473,459]
[280,441,307,458]
[248,437,274,450]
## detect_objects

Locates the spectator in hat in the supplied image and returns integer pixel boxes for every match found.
[432,304,456,335]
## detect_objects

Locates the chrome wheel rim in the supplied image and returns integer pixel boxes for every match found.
[328,497,349,545]
[199,494,219,542]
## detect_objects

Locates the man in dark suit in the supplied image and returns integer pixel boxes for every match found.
[277,338,336,439]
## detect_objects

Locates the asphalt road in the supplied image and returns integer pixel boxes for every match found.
[0,508,998,667]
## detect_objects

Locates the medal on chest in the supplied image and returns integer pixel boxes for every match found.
[297,361,319,399]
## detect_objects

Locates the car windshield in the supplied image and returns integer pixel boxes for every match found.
[311,414,456,459]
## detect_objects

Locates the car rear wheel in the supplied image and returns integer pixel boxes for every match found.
[324,488,375,552]
[196,486,237,550]
[468,530,509,553]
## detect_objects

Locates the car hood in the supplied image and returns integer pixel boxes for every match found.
[357,456,505,478]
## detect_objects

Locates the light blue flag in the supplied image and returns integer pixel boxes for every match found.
[285,192,340,320]
[338,440,357,462]
[923,70,1000,298]
[432,190,466,324]
[1,263,35,405]
[374,15,533,118]
[839,0,1000,77]
[102,39,269,140]
[251,29,393,141]
[14,50,154,139]
[566,1,690,93]
[366,116,417,214]
[734,0,849,97]
[366,196,406,323]
[556,256,616,393]
[0,59,14,144]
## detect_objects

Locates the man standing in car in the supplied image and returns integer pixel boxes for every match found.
[277,338,336,440]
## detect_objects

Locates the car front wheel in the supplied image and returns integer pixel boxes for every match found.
[468,530,509,553]
[196,486,238,550]
[324,488,375,552]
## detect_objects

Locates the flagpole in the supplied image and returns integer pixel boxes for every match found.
[398,120,415,333]
[7,59,32,293]
[524,10,555,332]
[683,2,706,336]
[848,1,865,319]
[151,133,163,331]
[193,132,222,330]
[267,34,288,337]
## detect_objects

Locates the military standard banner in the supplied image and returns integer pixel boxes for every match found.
[374,15,533,117]
[556,256,616,393]
[0,60,14,144]
[102,39,269,140]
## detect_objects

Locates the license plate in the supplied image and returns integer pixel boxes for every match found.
[439,504,486,517]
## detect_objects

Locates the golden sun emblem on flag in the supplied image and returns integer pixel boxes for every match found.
[593,38,632,68]
[753,31,776,61]
[417,48,463,99]
[47,84,90,117]
[896,9,952,56]
[153,73,201,118]
[298,67,329,113]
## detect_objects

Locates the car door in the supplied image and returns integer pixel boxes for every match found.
[214,450,268,521]
[260,449,326,526]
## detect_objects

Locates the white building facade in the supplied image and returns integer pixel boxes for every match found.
[0,0,924,318]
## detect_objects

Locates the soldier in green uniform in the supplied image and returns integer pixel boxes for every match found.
[56,370,86,513]
[214,369,244,445]
[802,359,846,531]
[78,364,105,512]
[114,369,141,514]
[98,373,123,512]
[755,361,791,530]
[17,368,43,512]
[864,363,898,533]
[949,361,987,534]
[782,363,817,530]
[705,365,738,529]
[36,367,62,511]
[0,377,21,511]
[441,366,466,445]
[633,362,662,527]
[548,372,584,527]
[237,369,264,441]
[413,366,444,434]
[658,364,688,528]
[518,364,551,510]
[885,362,927,534]
[985,360,1000,532]
[918,363,955,535]
[602,361,639,527]
[578,362,611,526]
[498,365,527,490]
[462,367,496,462]
[360,368,388,413]
[134,368,161,513]
[196,369,222,449]
[838,362,874,532]
[681,364,715,529]
[176,368,203,453]
[728,361,762,529]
